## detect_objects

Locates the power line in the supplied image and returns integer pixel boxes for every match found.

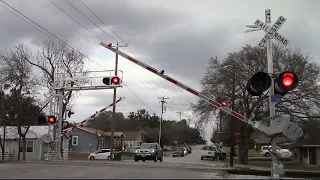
[79,0,126,45]
[79,1,183,112]
[48,0,101,41]
[65,0,117,43]
[35,0,96,47]
[0,0,155,114]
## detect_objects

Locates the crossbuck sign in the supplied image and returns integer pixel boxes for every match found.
[255,16,289,48]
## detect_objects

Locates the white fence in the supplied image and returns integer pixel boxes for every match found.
[43,149,68,160]
[0,149,13,160]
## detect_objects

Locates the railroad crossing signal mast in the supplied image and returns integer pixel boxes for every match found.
[100,41,303,177]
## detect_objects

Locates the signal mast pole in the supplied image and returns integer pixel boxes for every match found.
[110,42,127,160]
[265,10,279,178]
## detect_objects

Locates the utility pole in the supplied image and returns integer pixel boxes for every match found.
[176,112,182,121]
[158,96,169,146]
[110,42,127,160]
[229,58,236,167]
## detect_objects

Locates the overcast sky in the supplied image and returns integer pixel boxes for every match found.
[0,0,319,141]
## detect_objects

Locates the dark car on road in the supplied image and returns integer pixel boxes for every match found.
[134,143,163,162]
[186,146,192,154]
[172,147,184,157]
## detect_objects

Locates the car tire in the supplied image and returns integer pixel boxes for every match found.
[201,157,203,160]
[154,155,158,162]
[159,157,163,162]
[107,156,111,160]
[173,155,175,157]
[89,156,95,160]
[134,159,139,162]
[142,159,146,162]
[265,152,271,157]
[181,154,184,157]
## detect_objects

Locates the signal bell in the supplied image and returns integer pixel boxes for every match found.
[246,72,272,96]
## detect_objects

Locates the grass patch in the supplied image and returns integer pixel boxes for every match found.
[121,155,134,161]
[68,152,89,160]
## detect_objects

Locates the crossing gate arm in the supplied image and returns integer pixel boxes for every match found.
[62,97,125,135]
[100,42,271,135]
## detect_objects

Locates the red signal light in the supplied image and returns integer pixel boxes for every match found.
[48,116,56,124]
[235,132,240,136]
[111,77,120,85]
[282,72,294,87]
[222,101,227,107]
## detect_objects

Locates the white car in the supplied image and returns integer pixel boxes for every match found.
[88,148,115,160]
[260,145,292,158]
[200,145,217,160]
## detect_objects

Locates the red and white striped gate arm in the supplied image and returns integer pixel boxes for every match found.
[100,42,257,128]
[62,97,125,135]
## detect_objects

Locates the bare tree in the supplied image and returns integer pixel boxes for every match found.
[0,44,42,161]
[24,40,86,116]
[192,44,320,164]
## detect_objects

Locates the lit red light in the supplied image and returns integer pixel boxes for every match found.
[282,73,294,87]
[112,77,120,84]
[222,101,227,107]
[48,116,56,124]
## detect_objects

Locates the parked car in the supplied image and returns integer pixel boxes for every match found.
[260,145,292,158]
[200,145,217,160]
[183,148,188,155]
[88,148,115,160]
[134,142,163,162]
[172,147,184,157]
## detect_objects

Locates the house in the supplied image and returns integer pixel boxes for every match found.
[0,126,69,161]
[290,120,320,166]
[66,126,125,153]
[123,131,144,149]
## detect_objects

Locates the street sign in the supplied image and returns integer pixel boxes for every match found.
[258,16,287,48]
[254,19,289,46]
[271,94,282,102]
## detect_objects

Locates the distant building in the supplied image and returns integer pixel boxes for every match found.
[0,126,69,161]
[66,126,125,153]
[123,131,144,149]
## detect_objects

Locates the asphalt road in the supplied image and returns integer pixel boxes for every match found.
[163,145,224,166]
[0,145,230,179]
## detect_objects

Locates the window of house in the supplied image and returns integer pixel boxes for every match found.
[100,138,105,148]
[303,148,308,158]
[125,141,133,147]
[19,140,34,152]
[72,136,78,146]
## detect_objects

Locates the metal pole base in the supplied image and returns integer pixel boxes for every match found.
[271,162,284,179]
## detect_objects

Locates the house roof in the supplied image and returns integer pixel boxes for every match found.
[77,126,125,138]
[291,120,320,147]
[123,131,141,141]
[0,126,54,139]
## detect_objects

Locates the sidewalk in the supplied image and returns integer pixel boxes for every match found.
[223,163,320,178]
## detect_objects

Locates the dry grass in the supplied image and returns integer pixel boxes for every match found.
[224,148,262,157]
[68,152,89,160]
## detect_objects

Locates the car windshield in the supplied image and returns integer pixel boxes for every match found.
[173,148,182,151]
[140,143,156,149]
